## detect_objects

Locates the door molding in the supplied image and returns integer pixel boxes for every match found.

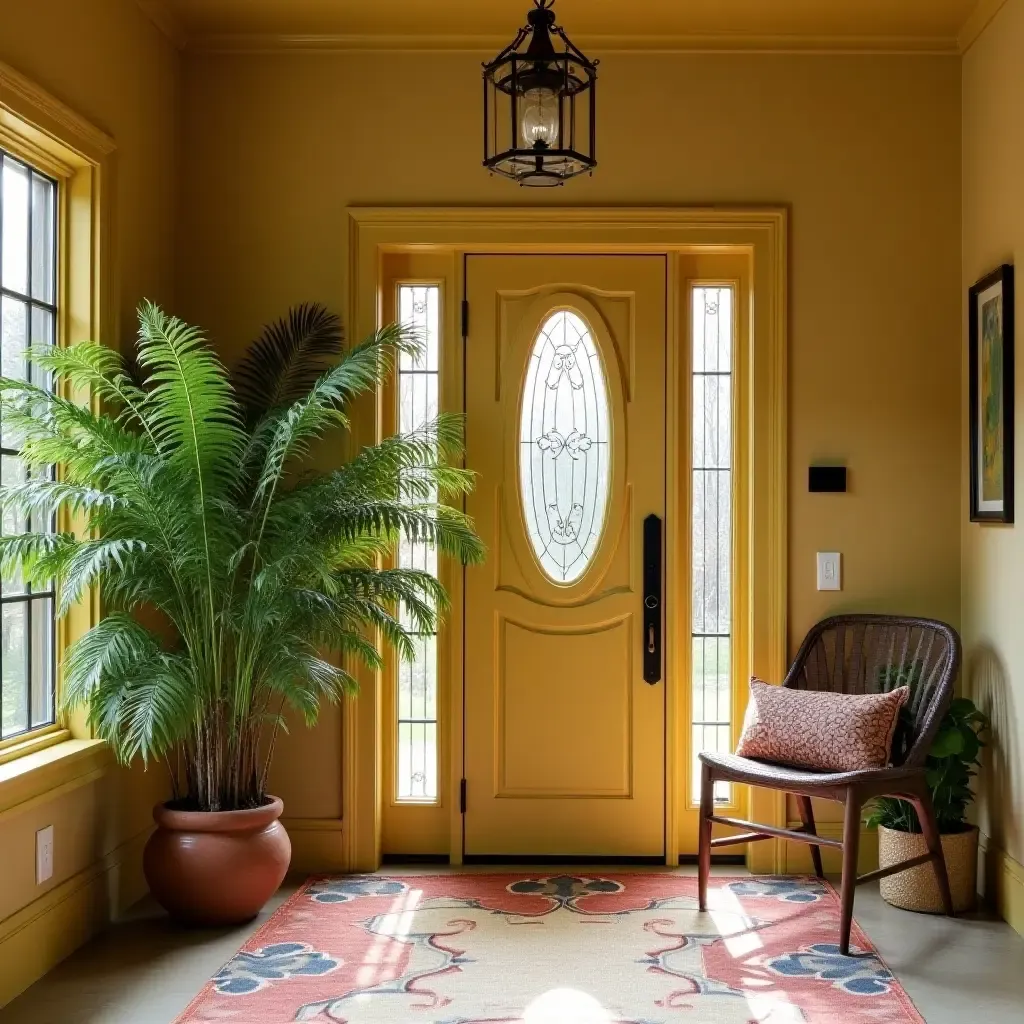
[345,207,788,873]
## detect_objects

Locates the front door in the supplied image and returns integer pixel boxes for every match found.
[463,255,667,857]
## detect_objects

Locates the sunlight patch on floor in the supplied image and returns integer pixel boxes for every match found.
[523,987,613,1024]
[355,887,423,989]
[709,883,765,958]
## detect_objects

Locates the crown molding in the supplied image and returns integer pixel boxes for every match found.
[135,0,189,49]
[189,31,959,56]
[958,0,1010,53]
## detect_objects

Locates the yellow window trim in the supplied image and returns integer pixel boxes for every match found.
[0,726,70,765]
[0,739,110,820]
[0,60,115,755]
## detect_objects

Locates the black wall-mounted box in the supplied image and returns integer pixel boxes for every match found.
[809,466,847,493]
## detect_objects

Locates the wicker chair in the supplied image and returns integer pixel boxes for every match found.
[698,614,962,955]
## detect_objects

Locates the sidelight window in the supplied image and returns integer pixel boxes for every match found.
[395,284,441,801]
[691,286,734,803]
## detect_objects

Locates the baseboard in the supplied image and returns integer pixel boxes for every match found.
[979,833,1024,939]
[778,823,879,877]
[282,817,346,875]
[0,824,151,1008]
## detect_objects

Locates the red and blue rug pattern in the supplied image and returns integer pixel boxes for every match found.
[175,873,924,1023]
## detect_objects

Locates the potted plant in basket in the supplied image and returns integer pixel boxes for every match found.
[0,302,482,925]
[866,695,988,913]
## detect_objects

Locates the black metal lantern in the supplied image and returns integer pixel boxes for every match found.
[483,0,598,187]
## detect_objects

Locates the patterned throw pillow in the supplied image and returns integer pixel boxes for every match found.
[735,679,910,773]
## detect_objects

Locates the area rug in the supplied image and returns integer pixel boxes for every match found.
[174,873,923,1023]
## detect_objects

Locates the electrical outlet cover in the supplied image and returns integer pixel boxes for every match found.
[36,825,54,884]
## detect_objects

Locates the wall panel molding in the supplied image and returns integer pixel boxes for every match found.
[282,817,346,874]
[0,825,151,1006]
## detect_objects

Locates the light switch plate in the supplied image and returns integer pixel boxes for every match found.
[36,825,54,884]
[817,552,841,591]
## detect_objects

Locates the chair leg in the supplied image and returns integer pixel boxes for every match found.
[910,786,955,918]
[839,788,862,956]
[698,762,714,912]
[796,796,825,879]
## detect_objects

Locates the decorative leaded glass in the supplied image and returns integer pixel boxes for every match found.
[519,310,610,584]
[395,284,440,802]
[690,286,734,804]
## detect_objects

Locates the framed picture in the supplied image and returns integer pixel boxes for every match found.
[969,264,1015,523]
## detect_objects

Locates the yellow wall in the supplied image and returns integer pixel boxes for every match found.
[178,51,962,828]
[962,0,1024,935]
[0,0,179,1003]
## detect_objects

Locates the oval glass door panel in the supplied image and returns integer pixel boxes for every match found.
[519,310,611,584]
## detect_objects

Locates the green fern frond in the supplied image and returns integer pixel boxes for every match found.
[233,304,344,417]
[0,479,122,518]
[0,302,482,811]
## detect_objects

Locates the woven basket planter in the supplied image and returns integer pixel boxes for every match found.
[877,824,978,914]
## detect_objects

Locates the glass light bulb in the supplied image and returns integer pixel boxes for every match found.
[520,87,560,148]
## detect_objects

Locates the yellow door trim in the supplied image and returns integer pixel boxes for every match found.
[345,207,788,872]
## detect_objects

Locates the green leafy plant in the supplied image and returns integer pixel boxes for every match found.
[866,696,988,835]
[0,302,484,812]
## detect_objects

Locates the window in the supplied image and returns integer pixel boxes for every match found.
[1,150,58,740]
[395,284,440,801]
[691,286,733,803]
[519,310,610,584]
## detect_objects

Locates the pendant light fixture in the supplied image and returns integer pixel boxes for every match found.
[483,0,599,187]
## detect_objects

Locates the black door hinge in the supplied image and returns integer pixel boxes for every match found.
[461,299,470,339]
[459,778,467,814]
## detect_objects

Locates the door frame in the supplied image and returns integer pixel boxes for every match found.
[344,207,788,873]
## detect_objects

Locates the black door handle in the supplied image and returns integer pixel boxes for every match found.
[643,514,662,684]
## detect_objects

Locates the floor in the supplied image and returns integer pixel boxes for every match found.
[2,867,1023,1023]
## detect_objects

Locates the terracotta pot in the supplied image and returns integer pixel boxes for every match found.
[877,823,978,914]
[143,796,291,925]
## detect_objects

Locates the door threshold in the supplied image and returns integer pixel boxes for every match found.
[380,853,747,867]
[462,855,667,866]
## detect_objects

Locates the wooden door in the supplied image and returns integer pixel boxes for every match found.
[463,254,667,857]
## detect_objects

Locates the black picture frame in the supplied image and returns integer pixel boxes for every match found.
[969,264,1015,524]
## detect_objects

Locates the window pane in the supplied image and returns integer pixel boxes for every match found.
[30,596,54,728]
[1,455,27,596]
[2,601,29,737]
[395,284,441,802]
[1,294,28,382]
[2,158,30,296]
[30,172,56,304]
[691,638,732,803]
[30,306,54,391]
[398,285,439,372]
[691,286,734,804]
[397,722,438,801]
[519,310,611,584]
[399,371,438,437]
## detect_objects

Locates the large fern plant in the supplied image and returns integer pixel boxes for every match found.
[0,302,482,811]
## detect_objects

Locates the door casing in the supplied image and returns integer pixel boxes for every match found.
[346,207,788,873]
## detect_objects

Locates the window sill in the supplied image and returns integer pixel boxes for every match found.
[0,727,71,767]
[0,738,111,818]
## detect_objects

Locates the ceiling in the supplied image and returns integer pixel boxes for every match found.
[138,0,1004,53]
